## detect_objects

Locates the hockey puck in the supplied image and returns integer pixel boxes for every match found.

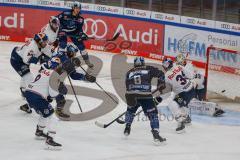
[221,90,226,93]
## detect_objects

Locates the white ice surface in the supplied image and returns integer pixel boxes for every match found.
[0,41,240,160]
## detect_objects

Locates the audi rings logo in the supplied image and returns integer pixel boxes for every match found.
[83,18,108,39]
[126,10,135,15]
[97,6,107,11]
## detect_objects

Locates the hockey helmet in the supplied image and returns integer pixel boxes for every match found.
[134,56,145,67]
[162,58,173,71]
[49,16,60,32]
[34,33,48,48]
[66,44,78,58]
[175,53,187,66]
[72,1,81,10]
[48,57,61,70]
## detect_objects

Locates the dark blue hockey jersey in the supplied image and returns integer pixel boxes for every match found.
[56,10,84,34]
[125,66,165,94]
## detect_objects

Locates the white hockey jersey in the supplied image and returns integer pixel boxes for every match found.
[183,62,205,89]
[40,24,59,57]
[16,40,43,65]
[26,67,59,99]
[165,64,195,94]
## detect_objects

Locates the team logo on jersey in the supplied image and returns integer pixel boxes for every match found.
[168,66,183,80]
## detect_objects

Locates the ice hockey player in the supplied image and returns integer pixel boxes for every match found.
[175,53,205,100]
[24,56,77,149]
[39,16,61,63]
[53,44,96,118]
[56,1,94,68]
[175,53,225,117]
[162,57,196,133]
[10,33,49,114]
[124,57,166,145]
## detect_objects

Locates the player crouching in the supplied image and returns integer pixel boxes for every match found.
[162,58,196,133]
[24,57,79,150]
[124,57,166,145]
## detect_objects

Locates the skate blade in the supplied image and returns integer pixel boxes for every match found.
[176,128,186,134]
[153,140,167,146]
[44,144,62,151]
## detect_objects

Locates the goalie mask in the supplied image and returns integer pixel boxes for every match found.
[49,16,60,32]
[175,54,187,66]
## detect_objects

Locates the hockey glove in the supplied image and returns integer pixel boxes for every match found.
[52,38,59,48]
[47,96,53,103]
[78,32,89,41]
[85,74,96,83]
[153,96,163,106]
[62,60,75,74]
[58,82,68,95]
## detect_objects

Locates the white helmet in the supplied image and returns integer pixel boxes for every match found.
[49,16,60,32]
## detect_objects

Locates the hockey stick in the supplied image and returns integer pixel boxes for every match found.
[79,66,119,104]
[115,88,161,124]
[67,76,83,112]
[88,32,120,42]
[95,111,126,128]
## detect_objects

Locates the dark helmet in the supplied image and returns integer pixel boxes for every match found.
[134,56,145,67]
[66,44,78,58]
[72,1,81,9]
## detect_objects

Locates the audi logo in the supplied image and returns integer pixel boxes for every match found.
[221,24,230,29]
[126,10,135,15]
[187,19,196,24]
[155,14,164,20]
[83,18,108,39]
[97,6,107,11]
